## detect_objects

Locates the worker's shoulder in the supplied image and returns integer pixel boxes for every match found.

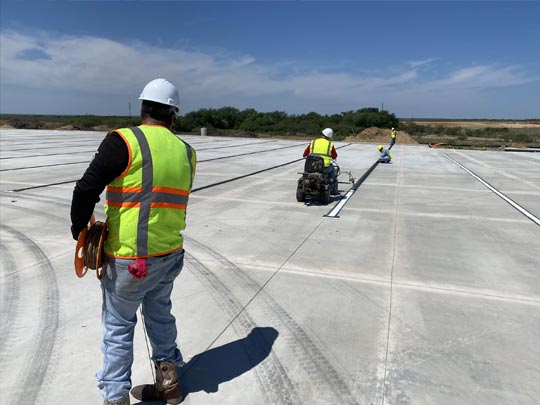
[183,139,195,151]
[174,137,196,156]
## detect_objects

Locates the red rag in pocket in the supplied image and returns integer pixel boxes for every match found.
[128,258,148,280]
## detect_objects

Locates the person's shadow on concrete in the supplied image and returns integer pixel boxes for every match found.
[132,326,279,404]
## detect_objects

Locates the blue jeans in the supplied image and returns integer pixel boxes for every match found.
[97,249,185,402]
[325,165,337,191]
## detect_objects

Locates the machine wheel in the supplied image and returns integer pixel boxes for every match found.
[296,186,305,202]
[321,186,330,204]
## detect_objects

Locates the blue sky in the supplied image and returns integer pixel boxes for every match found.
[1,1,539,118]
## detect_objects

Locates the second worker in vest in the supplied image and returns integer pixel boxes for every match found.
[70,78,196,405]
[378,144,392,163]
[303,127,339,194]
[390,127,397,148]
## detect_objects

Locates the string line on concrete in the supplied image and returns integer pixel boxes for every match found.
[381,146,402,405]
[185,219,325,369]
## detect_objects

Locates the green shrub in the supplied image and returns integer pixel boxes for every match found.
[72,115,102,129]
[513,133,531,143]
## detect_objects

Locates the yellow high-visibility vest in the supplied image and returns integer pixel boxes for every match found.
[310,137,334,167]
[104,125,196,258]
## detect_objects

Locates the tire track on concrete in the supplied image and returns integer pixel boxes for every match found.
[0,238,21,355]
[184,254,300,405]
[327,280,388,402]
[1,225,59,405]
[0,202,68,222]
[0,191,74,209]
[186,236,360,404]
[1,199,299,402]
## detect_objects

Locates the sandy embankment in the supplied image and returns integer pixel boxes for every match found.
[345,127,417,144]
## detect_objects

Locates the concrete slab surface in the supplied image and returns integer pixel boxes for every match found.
[0,129,539,405]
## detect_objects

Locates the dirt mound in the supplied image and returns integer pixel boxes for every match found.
[345,127,417,144]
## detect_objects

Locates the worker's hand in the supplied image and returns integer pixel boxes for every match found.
[71,215,95,240]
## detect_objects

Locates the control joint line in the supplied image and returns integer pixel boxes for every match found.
[1,143,305,171]
[192,143,352,193]
[195,139,276,151]
[325,160,380,218]
[198,142,306,162]
[7,143,353,193]
[192,158,304,192]
[441,151,540,226]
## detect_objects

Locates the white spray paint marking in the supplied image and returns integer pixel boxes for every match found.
[325,189,355,218]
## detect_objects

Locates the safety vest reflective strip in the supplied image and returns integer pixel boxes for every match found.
[105,126,194,257]
[106,187,189,206]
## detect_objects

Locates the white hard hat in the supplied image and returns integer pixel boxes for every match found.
[322,128,333,139]
[139,78,180,110]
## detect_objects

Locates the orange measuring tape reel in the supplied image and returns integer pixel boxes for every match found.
[74,215,108,280]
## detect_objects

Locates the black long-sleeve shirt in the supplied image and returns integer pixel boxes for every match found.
[70,131,128,240]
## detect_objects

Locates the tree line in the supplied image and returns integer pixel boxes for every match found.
[2,107,398,140]
[174,107,399,140]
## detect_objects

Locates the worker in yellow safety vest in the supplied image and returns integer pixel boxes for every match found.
[70,78,196,405]
[303,127,339,194]
[390,127,397,147]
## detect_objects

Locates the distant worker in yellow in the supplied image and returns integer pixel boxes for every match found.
[390,127,397,148]
[378,145,392,163]
[303,127,339,194]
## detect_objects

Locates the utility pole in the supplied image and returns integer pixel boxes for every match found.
[381,102,384,111]
[128,102,131,118]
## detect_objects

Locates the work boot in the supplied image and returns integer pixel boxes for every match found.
[131,361,182,404]
[103,394,130,405]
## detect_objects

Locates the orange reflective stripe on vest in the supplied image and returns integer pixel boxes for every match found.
[104,126,195,258]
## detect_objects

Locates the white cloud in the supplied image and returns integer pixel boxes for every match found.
[1,30,538,117]
[445,65,533,87]
[408,58,439,68]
